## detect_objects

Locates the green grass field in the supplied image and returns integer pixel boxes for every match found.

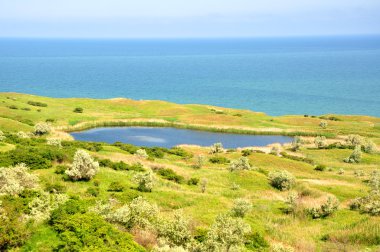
[1,92,379,251]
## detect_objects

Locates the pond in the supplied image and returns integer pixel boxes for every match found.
[70,127,293,148]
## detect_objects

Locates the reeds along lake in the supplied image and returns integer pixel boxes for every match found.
[0,35,380,116]
[70,127,293,148]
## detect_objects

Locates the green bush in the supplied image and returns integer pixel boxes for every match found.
[156,168,185,184]
[108,181,125,192]
[209,156,230,164]
[73,107,83,113]
[187,177,199,185]
[45,183,66,194]
[55,165,68,174]
[314,164,326,171]
[98,158,145,172]
[244,232,269,250]
[86,187,100,197]
[27,101,48,107]
[241,149,253,156]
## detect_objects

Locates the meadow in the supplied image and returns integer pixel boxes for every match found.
[0,92,379,251]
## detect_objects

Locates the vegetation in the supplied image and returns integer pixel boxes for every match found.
[0,92,380,251]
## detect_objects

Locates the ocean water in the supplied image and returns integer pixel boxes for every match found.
[70,127,293,148]
[0,36,379,116]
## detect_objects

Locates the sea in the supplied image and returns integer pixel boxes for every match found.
[0,35,379,116]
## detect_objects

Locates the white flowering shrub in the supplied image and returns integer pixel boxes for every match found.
[231,183,240,191]
[205,214,251,251]
[195,154,205,168]
[363,139,377,154]
[47,138,62,148]
[307,196,339,219]
[128,196,159,229]
[369,170,380,192]
[153,243,187,252]
[26,191,68,223]
[210,142,224,154]
[229,157,251,172]
[17,131,30,139]
[230,198,252,218]
[156,210,192,247]
[65,150,99,181]
[268,170,295,191]
[319,120,328,129]
[314,136,327,148]
[346,134,363,147]
[34,122,51,136]
[0,163,39,196]
[133,170,156,192]
[200,178,208,193]
[337,168,345,175]
[0,130,5,141]
[291,136,302,151]
[343,146,362,163]
[272,243,295,252]
[285,192,299,215]
[136,149,149,159]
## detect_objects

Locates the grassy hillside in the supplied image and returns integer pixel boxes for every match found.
[0,92,379,251]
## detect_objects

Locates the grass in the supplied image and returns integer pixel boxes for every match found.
[1,92,380,251]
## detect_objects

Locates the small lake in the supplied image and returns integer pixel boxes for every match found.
[70,127,293,148]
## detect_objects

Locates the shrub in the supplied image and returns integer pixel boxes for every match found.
[244,232,269,250]
[369,170,380,192]
[230,198,252,218]
[73,107,83,113]
[241,149,253,156]
[55,165,68,174]
[166,147,193,159]
[194,154,205,168]
[108,181,125,192]
[156,168,185,184]
[46,182,66,194]
[231,183,240,190]
[86,187,100,197]
[314,136,327,148]
[268,170,295,191]
[270,145,281,156]
[209,156,229,164]
[291,136,302,151]
[27,101,47,107]
[363,139,377,154]
[307,196,339,219]
[346,134,363,147]
[187,177,199,185]
[314,164,326,171]
[136,148,149,159]
[344,146,362,163]
[34,122,51,136]
[47,138,62,148]
[134,170,156,192]
[16,131,30,139]
[205,214,251,251]
[156,210,192,247]
[65,150,99,181]
[210,142,224,154]
[229,157,251,172]
[45,118,55,123]
[200,178,208,193]
[0,163,39,196]
[319,120,328,129]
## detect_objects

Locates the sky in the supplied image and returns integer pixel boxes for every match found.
[0,0,379,38]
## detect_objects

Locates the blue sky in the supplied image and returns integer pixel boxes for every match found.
[0,0,379,38]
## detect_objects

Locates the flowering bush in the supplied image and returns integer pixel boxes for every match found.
[133,170,156,192]
[210,142,224,154]
[307,196,339,219]
[17,131,30,139]
[136,149,149,159]
[0,163,39,196]
[229,157,251,172]
[0,130,5,141]
[314,136,327,148]
[65,150,99,181]
[344,146,362,163]
[47,138,62,148]
[230,198,252,218]
[268,170,295,191]
[34,122,51,136]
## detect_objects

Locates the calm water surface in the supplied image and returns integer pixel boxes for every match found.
[70,127,293,148]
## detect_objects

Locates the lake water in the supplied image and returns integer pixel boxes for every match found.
[70,127,293,148]
[0,36,379,116]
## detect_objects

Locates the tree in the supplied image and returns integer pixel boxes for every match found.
[0,163,39,196]
[133,169,156,192]
[210,142,224,154]
[314,136,327,148]
[205,214,251,251]
[268,170,295,191]
[230,198,252,218]
[65,150,99,181]
[34,122,51,136]
[344,145,362,163]
[229,157,251,172]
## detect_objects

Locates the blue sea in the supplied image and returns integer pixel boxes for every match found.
[0,36,379,116]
